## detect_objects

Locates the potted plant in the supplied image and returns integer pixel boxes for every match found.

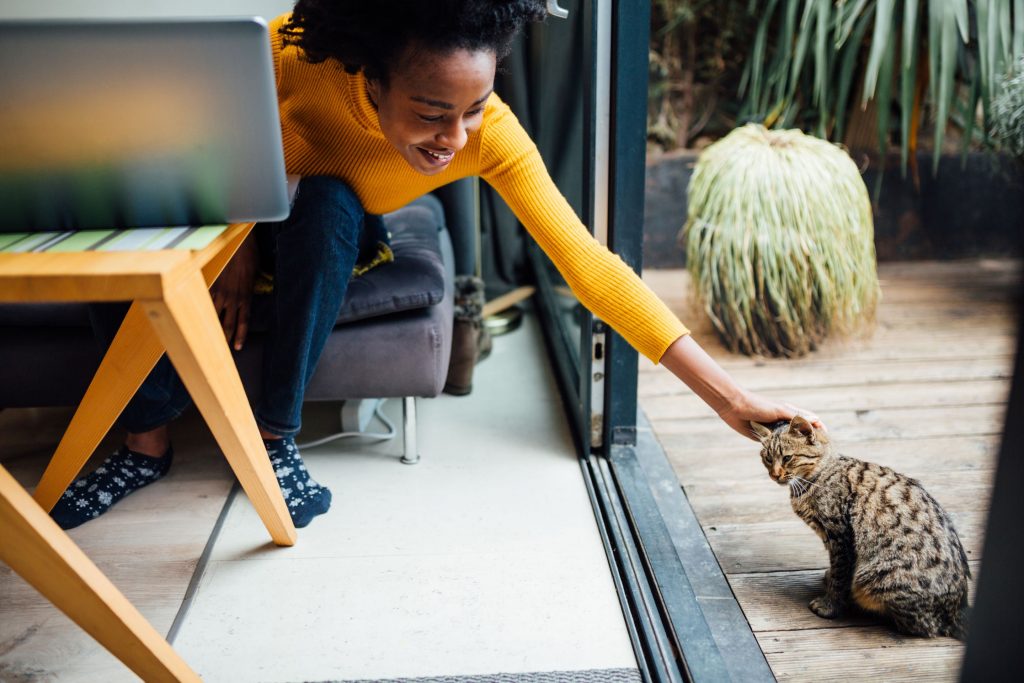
[681,124,880,357]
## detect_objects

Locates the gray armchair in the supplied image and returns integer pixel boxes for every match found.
[0,188,466,464]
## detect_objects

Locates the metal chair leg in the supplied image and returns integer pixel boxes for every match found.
[401,396,420,465]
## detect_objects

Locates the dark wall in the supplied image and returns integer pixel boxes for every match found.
[644,151,1024,269]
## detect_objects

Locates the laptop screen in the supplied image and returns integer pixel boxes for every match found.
[0,18,290,232]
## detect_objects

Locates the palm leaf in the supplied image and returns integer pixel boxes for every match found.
[837,0,873,47]
[931,0,967,172]
[739,0,1024,171]
[864,0,896,104]
[814,0,830,108]
[875,27,898,186]
[900,0,921,173]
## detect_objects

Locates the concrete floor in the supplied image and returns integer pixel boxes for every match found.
[1,313,639,682]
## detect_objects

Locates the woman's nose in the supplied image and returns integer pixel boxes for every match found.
[437,119,468,151]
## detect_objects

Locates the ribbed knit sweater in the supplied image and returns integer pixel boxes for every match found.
[269,15,688,363]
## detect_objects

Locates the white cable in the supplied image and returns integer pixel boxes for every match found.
[296,399,397,449]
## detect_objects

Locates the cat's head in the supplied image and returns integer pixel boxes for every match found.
[749,416,831,489]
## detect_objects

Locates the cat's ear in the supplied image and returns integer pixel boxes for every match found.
[789,415,816,442]
[749,421,774,442]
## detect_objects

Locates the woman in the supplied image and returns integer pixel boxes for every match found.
[52,0,821,530]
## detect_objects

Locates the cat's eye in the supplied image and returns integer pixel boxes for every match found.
[782,455,793,464]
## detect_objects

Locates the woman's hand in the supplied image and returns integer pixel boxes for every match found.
[210,235,258,351]
[659,334,825,441]
[716,388,824,441]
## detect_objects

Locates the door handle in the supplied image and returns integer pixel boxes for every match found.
[547,0,569,19]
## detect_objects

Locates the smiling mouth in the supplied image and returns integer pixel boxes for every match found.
[418,147,454,165]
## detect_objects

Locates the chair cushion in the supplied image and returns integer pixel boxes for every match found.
[246,197,447,331]
[335,200,446,324]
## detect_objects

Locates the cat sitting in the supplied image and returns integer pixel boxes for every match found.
[751,416,970,639]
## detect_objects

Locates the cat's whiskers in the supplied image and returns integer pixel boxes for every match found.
[793,475,818,490]
[788,475,817,497]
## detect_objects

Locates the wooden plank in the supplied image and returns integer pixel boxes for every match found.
[758,625,963,654]
[666,441,999,483]
[728,563,981,633]
[636,322,1017,371]
[0,465,201,683]
[657,435,1001,475]
[651,404,1007,448]
[0,408,233,682]
[706,513,987,574]
[642,379,1011,420]
[766,646,964,682]
[639,357,1015,395]
[675,328,1018,364]
[641,262,1021,309]
[684,472,994,526]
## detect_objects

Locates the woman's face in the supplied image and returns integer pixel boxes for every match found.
[368,47,496,176]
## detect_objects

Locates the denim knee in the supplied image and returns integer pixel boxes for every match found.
[287,176,364,245]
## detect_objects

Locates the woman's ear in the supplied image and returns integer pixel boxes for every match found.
[749,421,774,442]
[365,76,381,107]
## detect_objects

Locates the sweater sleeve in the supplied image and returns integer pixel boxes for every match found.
[479,97,689,364]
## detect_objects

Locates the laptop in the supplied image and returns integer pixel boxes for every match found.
[0,18,289,235]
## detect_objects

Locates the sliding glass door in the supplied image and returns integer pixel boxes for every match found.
[489,3,765,681]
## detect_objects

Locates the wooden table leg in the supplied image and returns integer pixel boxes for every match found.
[33,302,164,512]
[142,270,297,547]
[0,466,202,683]
[34,230,251,513]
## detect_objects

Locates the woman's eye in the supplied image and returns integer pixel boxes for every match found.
[465,107,484,118]
[418,114,444,123]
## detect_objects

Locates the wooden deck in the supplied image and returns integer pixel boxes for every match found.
[639,259,1021,682]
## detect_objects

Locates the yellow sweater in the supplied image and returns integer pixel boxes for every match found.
[269,15,688,363]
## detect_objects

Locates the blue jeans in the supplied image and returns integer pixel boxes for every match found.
[90,176,372,437]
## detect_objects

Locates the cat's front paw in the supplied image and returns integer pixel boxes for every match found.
[809,595,842,619]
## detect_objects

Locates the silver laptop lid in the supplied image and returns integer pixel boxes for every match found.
[0,18,290,232]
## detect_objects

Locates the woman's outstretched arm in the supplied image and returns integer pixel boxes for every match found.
[659,334,824,440]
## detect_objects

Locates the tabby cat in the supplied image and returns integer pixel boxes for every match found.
[751,416,970,639]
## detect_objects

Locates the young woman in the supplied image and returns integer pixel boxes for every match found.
[52,0,821,530]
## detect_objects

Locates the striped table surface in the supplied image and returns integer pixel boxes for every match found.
[0,226,228,254]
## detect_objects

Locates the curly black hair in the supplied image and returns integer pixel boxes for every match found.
[280,0,548,83]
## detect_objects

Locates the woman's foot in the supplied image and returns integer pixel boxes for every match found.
[263,436,331,528]
[49,445,173,529]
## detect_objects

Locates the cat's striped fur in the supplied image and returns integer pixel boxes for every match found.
[752,417,970,639]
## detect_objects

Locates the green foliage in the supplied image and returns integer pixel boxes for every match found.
[682,124,880,357]
[993,56,1024,159]
[738,0,1024,172]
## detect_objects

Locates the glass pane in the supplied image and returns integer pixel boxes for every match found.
[485,0,593,448]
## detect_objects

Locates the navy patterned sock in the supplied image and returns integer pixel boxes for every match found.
[265,436,331,528]
[49,446,173,529]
